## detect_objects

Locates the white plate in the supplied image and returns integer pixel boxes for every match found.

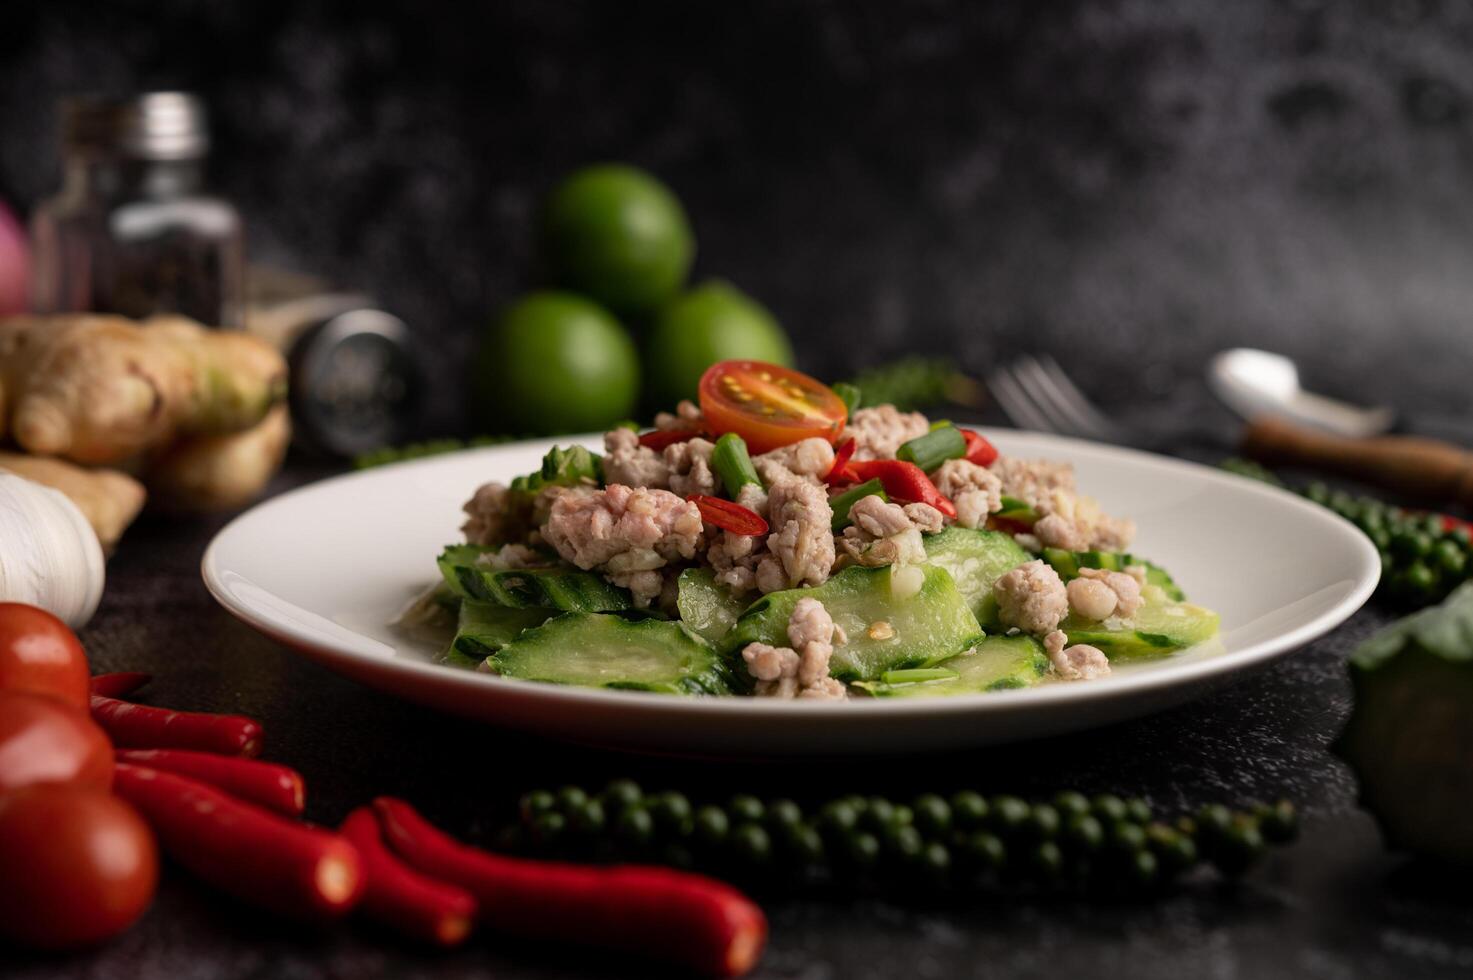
[202,431,1379,756]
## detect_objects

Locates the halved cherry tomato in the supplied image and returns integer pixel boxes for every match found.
[960,429,999,468]
[638,429,701,452]
[698,360,847,455]
[0,691,114,793]
[0,602,89,708]
[687,494,769,536]
[0,783,158,949]
[824,438,858,485]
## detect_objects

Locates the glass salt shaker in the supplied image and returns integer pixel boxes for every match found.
[30,92,244,327]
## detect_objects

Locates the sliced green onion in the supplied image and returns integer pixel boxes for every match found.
[830,479,887,530]
[897,425,966,472]
[832,381,862,415]
[880,667,960,685]
[928,419,954,430]
[712,433,762,496]
[995,495,1038,522]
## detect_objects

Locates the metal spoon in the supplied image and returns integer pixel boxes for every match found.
[1208,348,1396,438]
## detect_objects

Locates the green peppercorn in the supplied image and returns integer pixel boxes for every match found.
[843,831,882,870]
[818,800,859,838]
[788,825,826,866]
[1195,803,1233,841]
[1052,791,1091,819]
[648,791,693,836]
[567,798,606,836]
[950,791,989,829]
[1405,561,1438,596]
[1450,526,1472,547]
[1064,813,1105,853]
[961,831,1007,872]
[1092,794,1129,825]
[884,824,925,863]
[862,797,899,832]
[919,841,952,882]
[1125,798,1153,824]
[1254,799,1299,843]
[1023,803,1061,841]
[599,778,642,815]
[1305,483,1330,505]
[989,795,1031,835]
[1109,821,1147,855]
[912,794,951,837]
[1029,840,1064,882]
[1212,816,1266,876]
[1369,527,1391,551]
[693,805,730,847]
[1421,514,1445,536]
[1435,539,1466,576]
[765,799,804,835]
[730,823,773,866]
[727,794,765,825]
[1127,848,1159,889]
[555,785,589,812]
[614,806,655,849]
[532,810,567,845]
[892,804,914,827]
[1145,822,1197,872]
[519,789,556,824]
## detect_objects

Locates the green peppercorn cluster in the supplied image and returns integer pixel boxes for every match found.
[509,781,1297,895]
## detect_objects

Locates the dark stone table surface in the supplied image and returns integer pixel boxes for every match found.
[9,404,1473,980]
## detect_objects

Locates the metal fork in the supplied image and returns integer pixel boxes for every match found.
[987,355,1126,443]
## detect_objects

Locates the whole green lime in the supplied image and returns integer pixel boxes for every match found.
[644,280,795,410]
[543,165,694,315]
[473,292,639,434]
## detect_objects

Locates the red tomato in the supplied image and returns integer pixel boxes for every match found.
[0,692,113,793]
[0,602,89,708]
[0,783,158,949]
[698,360,847,454]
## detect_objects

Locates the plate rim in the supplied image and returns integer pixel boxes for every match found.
[201,428,1381,722]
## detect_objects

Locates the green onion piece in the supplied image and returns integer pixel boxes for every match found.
[832,382,862,415]
[711,433,762,496]
[995,495,1038,522]
[830,479,888,530]
[880,667,959,685]
[896,425,966,472]
[928,419,954,430]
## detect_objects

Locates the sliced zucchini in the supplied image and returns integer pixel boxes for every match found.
[489,613,733,695]
[921,527,1031,630]
[437,545,633,611]
[451,602,556,661]
[676,568,749,645]
[722,565,983,682]
[1041,547,1187,601]
[1061,586,1219,659]
[853,635,1049,697]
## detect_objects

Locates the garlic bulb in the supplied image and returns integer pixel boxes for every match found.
[0,471,105,627]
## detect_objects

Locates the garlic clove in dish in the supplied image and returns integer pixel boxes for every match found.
[0,470,106,627]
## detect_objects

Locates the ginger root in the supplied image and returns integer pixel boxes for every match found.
[0,313,287,466]
[0,451,145,553]
[146,404,291,512]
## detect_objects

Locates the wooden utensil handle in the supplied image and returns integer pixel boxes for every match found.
[1242,416,1473,508]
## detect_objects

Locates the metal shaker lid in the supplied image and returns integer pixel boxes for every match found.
[63,92,209,160]
[287,307,422,457]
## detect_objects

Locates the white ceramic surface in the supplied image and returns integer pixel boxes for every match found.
[202,431,1379,756]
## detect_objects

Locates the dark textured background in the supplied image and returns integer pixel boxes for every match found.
[5,3,1473,978]
[4,0,1473,433]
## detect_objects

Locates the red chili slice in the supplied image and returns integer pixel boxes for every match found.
[687,495,769,536]
[824,438,858,485]
[638,429,701,452]
[847,460,958,519]
[961,429,998,467]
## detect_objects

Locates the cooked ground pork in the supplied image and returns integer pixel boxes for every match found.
[990,457,1077,508]
[754,438,835,486]
[473,543,547,570]
[1044,630,1111,681]
[1077,566,1144,618]
[755,479,835,593]
[838,494,929,568]
[993,559,1069,635]
[462,481,517,547]
[1066,577,1118,622]
[602,428,670,490]
[706,484,772,593]
[930,459,1002,529]
[741,597,846,700]
[848,405,931,461]
[542,484,703,607]
[653,399,703,432]
[991,455,1135,551]
[665,437,718,497]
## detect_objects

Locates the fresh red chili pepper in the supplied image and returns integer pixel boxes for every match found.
[960,429,998,467]
[341,807,476,948]
[114,749,305,817]
[88,672,152,699]
[847,460,958,519]
[114,764,363,921]
[824,438,858,485]
[90,695,263,757]
[687,494,769,537]
[374,797,767,978]
[638,429,701,451]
